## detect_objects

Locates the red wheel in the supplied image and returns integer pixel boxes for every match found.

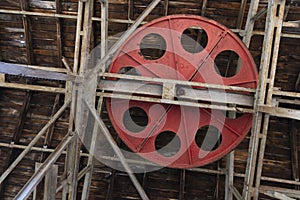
[106,15,258,168]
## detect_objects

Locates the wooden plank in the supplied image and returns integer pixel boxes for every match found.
[56,0,63,68]
[0,82,65,93]
[43,164,58,200]
[106,170,116,200]
[13,91,32,141]
[260,185,300,199]
[263,192,296,200]
[296,72,300,92]
[179,169,185,200]
[236,0,247,29]
[289,120,299,190]
[163,0,169,16]
[201,0,208,16]
[41,93,61,161]
[259,105,300,122]
[0,74,4,82]
[128,0,134,20]
[20,0,33,65]
[0,91,32,195]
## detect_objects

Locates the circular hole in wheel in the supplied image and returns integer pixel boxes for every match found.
[195,126,222,151]
[214,50,242,78]
[118,66,141,76]
[123,107,148,133]
[181,26,208,54]
[140,33,166,60]
[155,131,181,157]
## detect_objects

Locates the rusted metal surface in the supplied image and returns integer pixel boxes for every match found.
[106,15,258,168]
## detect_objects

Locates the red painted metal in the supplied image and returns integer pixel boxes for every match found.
[106,15,258,168]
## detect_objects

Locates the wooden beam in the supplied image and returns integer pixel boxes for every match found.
[0,99,71,185]
[258,106,300,121]
[73,0,84,74]
[163,0,169,16]
[179,169,185,200]
[33,163,59,200]
[0,82,65,93]
[85,100,149,200]
[106,136,122,200]
[142,173,149,188]
[56,0,63,68]
[43,164,58,200]
[15,133,75,200]
[39,93,61,163]
[0,75,4,82]
[260,186,300,199]
[128,0,134,20]
[252,1,287,200]
[225,152,234,200]
[201,0,208,16]
[263,191,296,200]
[295,72,300,92]
[0,91,32,195]
[236,0,247,29]
[289,120,299,190]
[106,170,116,200]
[14,91,32,141]
[20,0,33,65]
[242,0,261,47]
[242,0,277,199]
[44,93,61,147]
[85,0,162,79]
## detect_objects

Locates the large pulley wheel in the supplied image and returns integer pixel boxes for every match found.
[106,15,258,168]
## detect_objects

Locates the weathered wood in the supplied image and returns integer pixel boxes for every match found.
[260,185,300,199]
[163,0,168,16]
[128,0,134,20]
[201,0,208,16]
[0,82,65,93]
[236,0,247,29]
[289,120,299,190]
[39,93,61,164]
[295,72,300,92]
[43,164,58,200]
[15,133,75,199]
[56,0,63,68]
[0,0,300,199]
[0,75,5,82]
[20,0,33,65]
[0,98,71,185]
[179,169,185,200]
[0,90,31,195]
[106,170,116,200]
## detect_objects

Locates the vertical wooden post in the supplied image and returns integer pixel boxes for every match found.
[0,74,4,82]
[243,0,286,199]
[33,163,58,200]
[20,0,33,65]
[179,169,186,200]
[201,0,208,16]
[56,0,63,68]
